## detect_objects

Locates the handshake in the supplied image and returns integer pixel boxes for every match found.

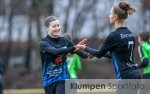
[74,39,93,59]
[74,39,87,52]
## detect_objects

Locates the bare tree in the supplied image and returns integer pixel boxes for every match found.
[32,0,54,40]
[32,0,42,40]
[24,0,33,71]
[141,0,150,31]
[4,0,13,71]
[63,0,73,33]
[71,0,98,40]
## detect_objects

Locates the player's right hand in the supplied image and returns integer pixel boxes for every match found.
[74,44,86,52]
[88,53,94,59]
[74,39,87,52]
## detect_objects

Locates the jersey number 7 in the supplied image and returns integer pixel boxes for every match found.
[128,41,134,61]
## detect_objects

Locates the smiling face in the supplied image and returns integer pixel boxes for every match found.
[46,20,61,38]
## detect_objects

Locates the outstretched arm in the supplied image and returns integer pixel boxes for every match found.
[39,41,75,55]
[75,51,88,58]
[76,33,117,59]
[85,46,107,58]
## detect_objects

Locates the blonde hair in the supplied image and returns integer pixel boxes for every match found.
[113,1,136,20]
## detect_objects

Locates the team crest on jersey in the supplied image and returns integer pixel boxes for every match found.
[55,57,62,64]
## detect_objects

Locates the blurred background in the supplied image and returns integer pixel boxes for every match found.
[0,0,149,91]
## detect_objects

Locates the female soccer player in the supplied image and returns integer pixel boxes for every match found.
[39,16,89,94]
[76,1,141,93]
[76,1,141,79]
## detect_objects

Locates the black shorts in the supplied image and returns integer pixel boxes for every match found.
[123,70,141,79]
[116,71,141,94]
[44,80,65,94]
[142,73,150,79]
[116,79,141,94]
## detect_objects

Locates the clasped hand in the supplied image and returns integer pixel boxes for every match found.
[74,39,87,52]
[74,39,94,59]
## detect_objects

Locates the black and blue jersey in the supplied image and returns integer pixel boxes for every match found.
[85,27,140,79]
[39,35,88,86]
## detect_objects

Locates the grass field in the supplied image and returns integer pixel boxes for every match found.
[4,88,116,94]
[4,89,45,94]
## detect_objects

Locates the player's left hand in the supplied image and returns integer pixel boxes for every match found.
[77,39,87,45]
[74,39,87,52]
